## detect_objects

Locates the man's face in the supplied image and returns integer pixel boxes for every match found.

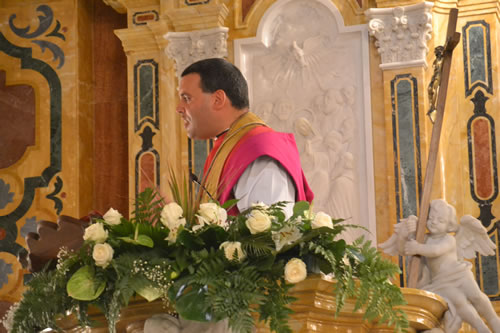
[176,73,215,140]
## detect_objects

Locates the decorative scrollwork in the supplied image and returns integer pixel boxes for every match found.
[8,4,66,69]
[46,176,63,214]
[9,5,53,39]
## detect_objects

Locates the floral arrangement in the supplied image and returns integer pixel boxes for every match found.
[5,187,408,333]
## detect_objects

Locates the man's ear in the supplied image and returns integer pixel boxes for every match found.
[212,89,227,110]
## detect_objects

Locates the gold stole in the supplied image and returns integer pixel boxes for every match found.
[202,112,267,202]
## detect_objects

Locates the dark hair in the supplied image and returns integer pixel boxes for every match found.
[181,58,249,110]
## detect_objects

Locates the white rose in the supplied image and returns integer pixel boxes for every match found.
[83,223,108,243]
[197,203,228,228]
[92,243,114,268]
[220,241,246,262]
[103,208,122,226]
[284,258,307,284]
[311,212,333,229]
[161,202,184,229]
[246,210,272,234]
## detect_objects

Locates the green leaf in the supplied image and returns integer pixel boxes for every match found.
[177,229,204,250]
[253,253,276,271]
[221,198,238,210]
[292,201,310,218]
[198,226,228,247]
[66,265,106,301]
[117,235,154,248]
[136,234,154,247]
[130,276,161,302]
[174,248,189,271]
[175,286,212,322]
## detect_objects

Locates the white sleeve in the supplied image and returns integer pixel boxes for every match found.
[233,156,296,218]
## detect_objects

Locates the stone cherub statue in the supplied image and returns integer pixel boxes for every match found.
[380,199,500,333]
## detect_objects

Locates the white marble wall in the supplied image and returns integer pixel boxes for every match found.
[234,0,375,244]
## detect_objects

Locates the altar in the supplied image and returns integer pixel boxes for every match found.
[1,0,500,332]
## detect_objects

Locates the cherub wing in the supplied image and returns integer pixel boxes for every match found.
[456,215,496,260]
[379,216,417,256]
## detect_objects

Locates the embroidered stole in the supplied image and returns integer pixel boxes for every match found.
[201,112,267,202]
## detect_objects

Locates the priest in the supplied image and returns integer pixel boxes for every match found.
[144,57,313,332]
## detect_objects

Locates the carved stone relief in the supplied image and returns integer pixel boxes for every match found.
[366,2,433,70]
[165,27,229,78]
[235,0,375,243]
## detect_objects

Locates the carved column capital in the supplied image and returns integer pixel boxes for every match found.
[165,27,229,79]
[366,2,433,70]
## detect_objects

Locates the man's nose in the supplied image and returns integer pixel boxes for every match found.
[176,105,184,114]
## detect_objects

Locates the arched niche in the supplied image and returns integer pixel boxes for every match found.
[234,0,376,243]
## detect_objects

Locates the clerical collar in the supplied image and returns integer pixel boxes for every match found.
[214,128,229,140]
[214,111,250,140]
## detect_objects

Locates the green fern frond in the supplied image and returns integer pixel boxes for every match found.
[241,233,274,257]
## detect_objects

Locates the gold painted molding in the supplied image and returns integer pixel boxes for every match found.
[433,0,500,18]
[147,20,170,50]
[255,276,447,332]
[102,0,159,13]
[55,276,446,332]
[375,0,425,8]
[166,2,229,32]
[114,26,163,54]
[102,0,127,13]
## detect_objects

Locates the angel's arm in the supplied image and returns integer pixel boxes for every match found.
[405,235,455,257]
[379,215,417,256]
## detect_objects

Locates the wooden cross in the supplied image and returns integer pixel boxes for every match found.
[407,8,461,288]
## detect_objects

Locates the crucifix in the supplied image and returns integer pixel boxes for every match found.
[407,8,461,288]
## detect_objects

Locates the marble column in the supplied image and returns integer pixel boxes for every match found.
[162,2,230,182]
[110,0,229,210]
[366,1,433,224]
[366,2,434,285]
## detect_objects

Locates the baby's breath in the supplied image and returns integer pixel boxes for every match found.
[9,187,408,333]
